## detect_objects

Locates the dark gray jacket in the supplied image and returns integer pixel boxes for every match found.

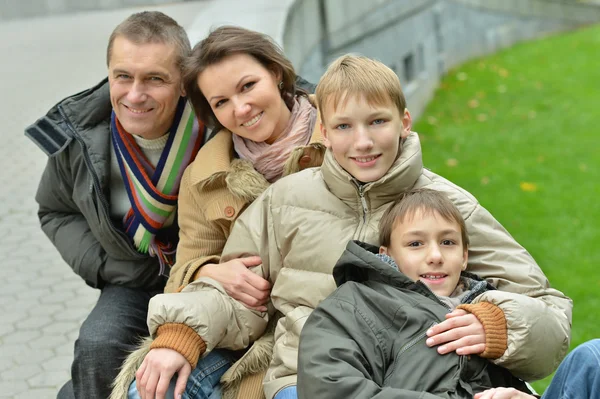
[298,241,528,399]
[26,79,176,290]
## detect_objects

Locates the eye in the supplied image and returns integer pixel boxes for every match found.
[242,81,256,91]
[215,99,227,108]
[441,239,456,246]
[149,76,165,82]
[116,74,131,80]
[408,241,422,247]
[335,123,350,130]
[372,118,387,125]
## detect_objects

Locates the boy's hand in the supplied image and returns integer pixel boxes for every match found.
[474,388,536,399]
[136,348,191,399]
[426,309,486,355]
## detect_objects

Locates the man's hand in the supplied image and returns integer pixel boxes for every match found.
[136,348,191,399]
[426,309,486,355]
[474,388,536,399]
[199,257,270,312]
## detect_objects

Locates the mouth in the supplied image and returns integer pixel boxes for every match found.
[123,104,153,114]
[351,154,381,165]
[241,112,263,128]
[420,273,448,283]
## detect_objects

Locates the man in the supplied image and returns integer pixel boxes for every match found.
[26,11,205,398]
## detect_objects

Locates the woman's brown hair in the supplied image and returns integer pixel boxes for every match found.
[184,25,304,131]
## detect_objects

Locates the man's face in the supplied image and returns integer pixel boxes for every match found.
[108,36,184,139]
[321,94,412,183]
[380,210,468,297]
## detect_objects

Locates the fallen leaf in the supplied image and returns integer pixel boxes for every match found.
[498,68,509,77]
[446,158,458,167]
[520,182,538,192]
[457,72,468,81]
[537,155,545,163]
[477,113,488,122]
[428,116,438,125]
[468,99,479,108]
[481,176,490,185]
[476,91,486,99]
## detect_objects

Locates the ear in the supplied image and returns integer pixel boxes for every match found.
[268,64,283,83]
[379,246,389,255]
[180,81,186,97]
[400,108,413,139]
[320,122,331,148]
[462,248,469,270]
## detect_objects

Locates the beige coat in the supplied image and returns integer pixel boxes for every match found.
[146,133,572,398]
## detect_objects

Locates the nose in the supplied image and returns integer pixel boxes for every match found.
[353,125,374,151]
[127,79,147,104]
[233,96,251,119]
[427,244,443,266]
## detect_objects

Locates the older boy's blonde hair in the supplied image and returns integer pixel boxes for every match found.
[316,54,407,122]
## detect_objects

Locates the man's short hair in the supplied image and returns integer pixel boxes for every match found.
[316,54,407,122]
[379,188,469,249]
[106,11,191,72]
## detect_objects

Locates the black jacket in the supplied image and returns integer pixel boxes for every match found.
[298,240,528,399]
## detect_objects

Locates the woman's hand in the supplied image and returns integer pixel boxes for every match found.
[426,309,486,355]
[199,256,271,311]
[474,388,536,399]
[136,348,191,399]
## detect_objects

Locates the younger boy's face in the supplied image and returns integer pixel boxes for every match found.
[380,210,468,297]
[321,94,411,183]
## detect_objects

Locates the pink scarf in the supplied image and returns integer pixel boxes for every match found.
[232,96,316,182]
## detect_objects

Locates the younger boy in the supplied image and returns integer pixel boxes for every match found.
[297,188,529,398]
[144,55,570,399]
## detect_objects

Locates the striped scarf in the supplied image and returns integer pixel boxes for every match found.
[111,97,204,275]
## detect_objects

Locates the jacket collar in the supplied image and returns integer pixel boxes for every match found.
[321,132,423,211]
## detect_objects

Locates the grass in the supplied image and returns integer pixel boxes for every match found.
[413,23,600,392]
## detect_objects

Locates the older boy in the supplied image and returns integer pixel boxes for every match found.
[297,188,530,398]
[144,55,571,399]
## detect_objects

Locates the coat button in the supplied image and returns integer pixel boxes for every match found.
[224,206,235,218]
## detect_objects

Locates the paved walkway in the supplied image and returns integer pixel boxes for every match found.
[0,1,292,397]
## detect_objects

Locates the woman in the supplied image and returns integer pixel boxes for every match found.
[110,26,325,399]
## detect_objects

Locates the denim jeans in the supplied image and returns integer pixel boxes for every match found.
[541,339,600,399]
[128,349,237,399]
[57,284,158,399]
[274,385,297,399]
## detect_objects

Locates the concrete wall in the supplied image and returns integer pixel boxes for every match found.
[283,0,600,120]
[0,0,197,21]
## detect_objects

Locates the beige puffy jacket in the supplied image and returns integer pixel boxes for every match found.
[147,132,572,398]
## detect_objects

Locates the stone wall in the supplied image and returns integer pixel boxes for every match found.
[283,0,600,119]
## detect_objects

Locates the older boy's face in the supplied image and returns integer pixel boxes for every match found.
[321,94,411,183]
[380,210,468,297]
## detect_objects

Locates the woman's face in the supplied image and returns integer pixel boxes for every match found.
[198,53,291,144]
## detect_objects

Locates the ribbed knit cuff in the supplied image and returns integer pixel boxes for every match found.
[457,301,507,359]
[234,370,267,399]
[150,323,207,368]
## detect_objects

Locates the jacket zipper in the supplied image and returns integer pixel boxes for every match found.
[358,184,368,224]
[58,105,144,258]
[416,280,452,311]
[397,321,438,358]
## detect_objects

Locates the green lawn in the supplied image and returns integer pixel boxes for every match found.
[413,23,600,392]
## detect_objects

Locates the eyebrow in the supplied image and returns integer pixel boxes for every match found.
[208,74,254,103]
[403,229,460,237]
[111,69,170,79]
[330,110,392,122]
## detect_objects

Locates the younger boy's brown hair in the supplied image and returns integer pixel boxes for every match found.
[379,188,469,249]
[316,54,407,123]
